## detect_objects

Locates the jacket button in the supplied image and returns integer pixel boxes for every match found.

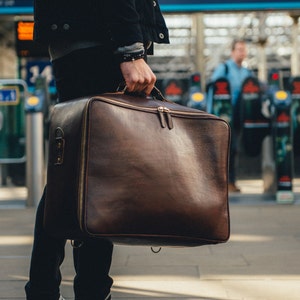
[159,33,165,39]
[63,24,70,30]
[153,0,157,6]
[51,24,58,31]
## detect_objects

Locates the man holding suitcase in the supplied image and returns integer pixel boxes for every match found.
[25,1,169,299]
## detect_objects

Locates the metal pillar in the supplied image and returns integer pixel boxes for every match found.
[255,38,276,194]
[290,14,300,76]
[194,13,206,91]
[257,38,268,83]
[25,97,45,207]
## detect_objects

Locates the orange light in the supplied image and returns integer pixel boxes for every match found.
[17,21,34,41]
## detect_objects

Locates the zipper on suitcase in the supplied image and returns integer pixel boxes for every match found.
[157,106,166,128]
[157,106,173,130]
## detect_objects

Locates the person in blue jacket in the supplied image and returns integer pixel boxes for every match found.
[25,1,169,300]
[210,39,252,193]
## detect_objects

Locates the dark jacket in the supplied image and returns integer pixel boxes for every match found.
[34,0,169,47]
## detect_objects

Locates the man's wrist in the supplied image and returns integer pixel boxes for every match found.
[115,42,145,63]
[117,49,145,63]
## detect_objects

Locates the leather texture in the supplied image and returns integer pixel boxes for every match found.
[45,92,231,246]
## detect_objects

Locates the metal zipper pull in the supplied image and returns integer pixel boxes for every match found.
[163,107,174,130]
[158,106,166,128]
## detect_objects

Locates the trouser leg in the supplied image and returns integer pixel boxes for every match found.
[73,239,113,300]
[25,189,66,300]
[229,129,238,183]
[229,143,236,183]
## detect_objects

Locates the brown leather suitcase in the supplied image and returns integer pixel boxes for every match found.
[45,91,230,246]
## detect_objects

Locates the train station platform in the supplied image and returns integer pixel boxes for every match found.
[0,179,300,300]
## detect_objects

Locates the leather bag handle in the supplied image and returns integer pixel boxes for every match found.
[117,82,169,102]
[151,86,168,102]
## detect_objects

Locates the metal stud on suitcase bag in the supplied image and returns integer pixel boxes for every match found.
[44,89,231,246]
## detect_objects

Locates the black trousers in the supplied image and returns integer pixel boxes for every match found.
[25,45,123,300]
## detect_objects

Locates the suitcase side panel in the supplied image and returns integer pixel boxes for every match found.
[44,98,89,239]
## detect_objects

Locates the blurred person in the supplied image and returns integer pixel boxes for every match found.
[210,39,252,193]
[25,1,169,300]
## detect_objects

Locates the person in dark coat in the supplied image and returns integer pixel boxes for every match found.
[25,1,169,299]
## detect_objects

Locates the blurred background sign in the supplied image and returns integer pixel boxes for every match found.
[15,20,48,57]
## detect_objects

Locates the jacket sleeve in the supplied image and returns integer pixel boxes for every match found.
[105,0,143,47]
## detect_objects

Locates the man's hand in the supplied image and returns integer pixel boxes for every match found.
[120,59,156,96]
